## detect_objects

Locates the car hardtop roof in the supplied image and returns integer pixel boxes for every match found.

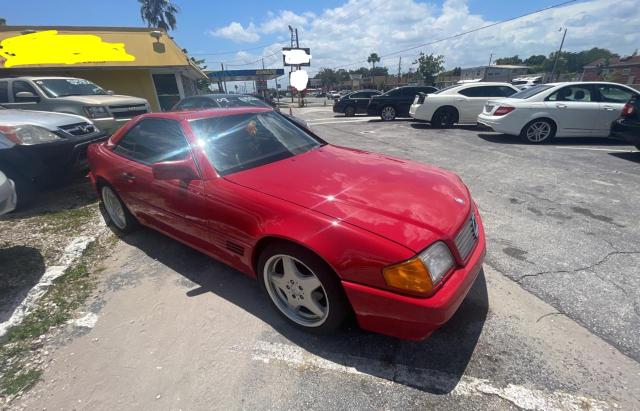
[141,106,274,121]
[544,81,634,87]
[197,93,261,98]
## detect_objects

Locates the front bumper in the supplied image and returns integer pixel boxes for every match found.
[610,119,640,145]
[342,210,486,340]
[0,131,108,188]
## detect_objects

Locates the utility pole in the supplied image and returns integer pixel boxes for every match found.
[288,25,295,103]
[484,53,493,80]
[397,56,402,87]
[220,62,227,93]
[551,28,567,82]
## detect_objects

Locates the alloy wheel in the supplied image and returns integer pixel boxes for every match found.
[102,186,127,230]
[526,121,552,142]
[381,106,396,121]
[263,254,329,327]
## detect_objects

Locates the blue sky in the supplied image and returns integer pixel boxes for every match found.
[3,0,639,89]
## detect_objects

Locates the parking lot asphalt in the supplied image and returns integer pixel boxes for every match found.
[14,107,640,410]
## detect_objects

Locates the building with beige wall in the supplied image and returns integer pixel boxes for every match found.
[0,26,208,111]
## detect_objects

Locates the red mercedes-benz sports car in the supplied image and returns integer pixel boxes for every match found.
[87,107,485,340]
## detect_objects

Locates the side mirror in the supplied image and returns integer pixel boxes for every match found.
[152,158,200,181]
[15,91,39,102]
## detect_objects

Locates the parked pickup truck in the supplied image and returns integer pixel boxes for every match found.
[0,76,150,134]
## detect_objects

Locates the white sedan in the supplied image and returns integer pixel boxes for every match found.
[477,82,640,143]
[409,82,519,127]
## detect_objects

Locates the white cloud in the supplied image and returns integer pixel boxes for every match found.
[208,0,640,83]
[210,22,260,43]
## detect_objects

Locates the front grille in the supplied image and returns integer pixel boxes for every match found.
[108,104,149,119]
[454,212,479,261]
[59,122,96,136]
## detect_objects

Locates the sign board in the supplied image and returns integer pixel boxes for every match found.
[282,47,311,66]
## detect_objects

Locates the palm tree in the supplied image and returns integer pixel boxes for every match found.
[138,0,179,31]
[367,53,381,88]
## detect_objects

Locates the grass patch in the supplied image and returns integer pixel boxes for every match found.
[0,240,101,398]
[34,205,97,234]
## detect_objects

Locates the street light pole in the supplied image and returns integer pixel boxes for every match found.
[550,28,567,82]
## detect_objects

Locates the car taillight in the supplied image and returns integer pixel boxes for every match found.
[494,106,515,116]
[621,102,635,117]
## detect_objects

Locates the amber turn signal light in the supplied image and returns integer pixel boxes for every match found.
[382,258,434,294]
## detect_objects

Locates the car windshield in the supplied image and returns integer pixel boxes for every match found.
[34,78,108,98]
[212,95,270,108]
[190,111,323,176]
[509,85,554,99]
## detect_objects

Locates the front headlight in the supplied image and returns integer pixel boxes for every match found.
[83,106,110,119]
[382,241,455,294]
[0,125,63,145]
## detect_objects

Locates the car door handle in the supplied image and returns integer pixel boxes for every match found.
[556,104,568,108]
[456,98,465,102]
[603,106,616,111]
[121,172,136,181]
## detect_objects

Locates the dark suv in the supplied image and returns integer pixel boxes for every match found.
[367,86,437,121]
[611,96,640,150]
[333,90,382,116]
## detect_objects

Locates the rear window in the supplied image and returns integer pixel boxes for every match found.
[213,96,270,108]
[509,85,554,99]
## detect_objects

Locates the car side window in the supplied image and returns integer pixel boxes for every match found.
[547,86,595,102]
[597,84,635,103]
[458,86,487,97]
[201,98,218,108]
[401,87,417,96]
[498,86,518,97]
[0,82,8,103]
[385,88,403,97]
[350,92,366,98]
[113,119,191,165]
[12,81,38,101]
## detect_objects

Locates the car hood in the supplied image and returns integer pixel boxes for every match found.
[225,145,471,252]
[0,109,92,130]
[55,95,148,106]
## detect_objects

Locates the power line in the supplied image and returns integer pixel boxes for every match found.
[323,0,578,71]
[191,42,280,56]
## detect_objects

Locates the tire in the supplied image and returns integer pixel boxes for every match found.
[100,185,138,234]
[431,107,458,128]
[2,170,35,211]
[257,242,350,334]
[344,106,356,117]
[380,106,396,121]
[520,119,556,144]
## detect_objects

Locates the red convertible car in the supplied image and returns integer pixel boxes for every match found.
[87,107,485,340]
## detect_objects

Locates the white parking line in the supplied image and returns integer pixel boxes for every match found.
[234,341,612,411]
[307,118,374,125]
[553,146,635,153]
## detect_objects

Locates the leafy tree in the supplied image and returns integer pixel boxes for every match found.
[0,18,6,26]
[495,55,523,65]
[367,53,381,75]
[138,0,179,31]
[413,53,444,85]
[440,67,461,77]
[190,57,211,92]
